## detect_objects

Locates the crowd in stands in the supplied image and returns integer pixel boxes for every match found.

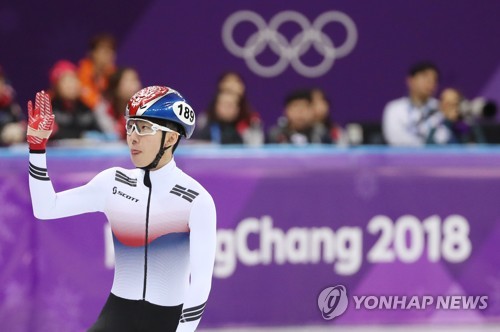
[0,34,498,148]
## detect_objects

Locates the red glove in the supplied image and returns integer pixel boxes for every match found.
[27,91,55,152]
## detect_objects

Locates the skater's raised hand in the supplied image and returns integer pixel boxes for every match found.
[27,91,55,151]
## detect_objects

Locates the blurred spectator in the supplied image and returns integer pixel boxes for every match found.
[217,71,264,144]
[49,60,102,140]
[195,89,263,145]
[217,71,246,96]
[78,33,117,109]
[382,61,440,146]
[310,88,344,144]
[268,89,316,145]
[0,66,24,146]
[427,88,485,144]
[94,67,142,140]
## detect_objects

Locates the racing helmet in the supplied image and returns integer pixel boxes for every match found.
[126,86,196,138]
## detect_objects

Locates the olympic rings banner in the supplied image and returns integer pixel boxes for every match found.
[221,10,358,78]
[1,146,500,331]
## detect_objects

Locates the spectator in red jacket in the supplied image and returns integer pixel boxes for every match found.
[49,60,102,140]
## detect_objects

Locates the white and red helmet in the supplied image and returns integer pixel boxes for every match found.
[126,86,196,138]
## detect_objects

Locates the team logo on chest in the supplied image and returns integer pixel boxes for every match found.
[113,186,139,203]
[170,185,199,203]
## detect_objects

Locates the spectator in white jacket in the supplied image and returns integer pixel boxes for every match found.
[382,61,442,146]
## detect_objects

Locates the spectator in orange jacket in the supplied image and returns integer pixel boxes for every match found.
[78,33,117,109]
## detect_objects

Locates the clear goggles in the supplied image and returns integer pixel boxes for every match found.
[125,118,179,136]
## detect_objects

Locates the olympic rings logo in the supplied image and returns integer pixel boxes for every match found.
[222,10,358,78]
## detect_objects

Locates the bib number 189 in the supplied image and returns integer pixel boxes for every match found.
[175,103,195,124]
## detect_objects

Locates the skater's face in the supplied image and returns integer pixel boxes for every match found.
[126,120,179,169]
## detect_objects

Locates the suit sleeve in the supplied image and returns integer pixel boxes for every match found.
[177,192,217,332]
[29,152,109,219]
